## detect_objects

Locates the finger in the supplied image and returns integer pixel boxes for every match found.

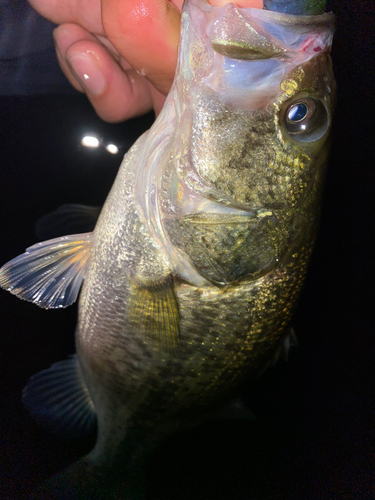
[65,40,153,122]
[29,0,104,34]
[102,0,181,96]
[54,24,153,122]
[53,24,95,93]
[53,24,131,91]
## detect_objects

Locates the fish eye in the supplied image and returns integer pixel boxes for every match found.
[282,97,330,143]
[287,102,309,123]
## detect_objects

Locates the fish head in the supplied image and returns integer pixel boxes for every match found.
[177,1,335,211]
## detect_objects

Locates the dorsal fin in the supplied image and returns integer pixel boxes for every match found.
[36,204,101,240]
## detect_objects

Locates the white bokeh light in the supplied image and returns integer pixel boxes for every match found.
[81,135,100,148]
[106,144,119,154]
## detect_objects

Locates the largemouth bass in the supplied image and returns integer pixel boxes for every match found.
[0,0,335,497]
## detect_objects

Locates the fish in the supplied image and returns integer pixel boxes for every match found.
[0,0,335,497]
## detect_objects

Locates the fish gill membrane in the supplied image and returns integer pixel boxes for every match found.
[0,0,335,498]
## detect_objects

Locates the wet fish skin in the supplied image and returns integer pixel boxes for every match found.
[0,0,335,496]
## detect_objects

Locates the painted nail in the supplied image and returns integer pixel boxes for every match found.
[67,53,106,95]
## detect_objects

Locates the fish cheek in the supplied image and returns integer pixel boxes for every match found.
[191,99,278,206]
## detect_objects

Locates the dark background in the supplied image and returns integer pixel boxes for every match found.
[1,0,374,498]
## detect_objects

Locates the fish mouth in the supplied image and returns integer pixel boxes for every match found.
[186,0,334,73]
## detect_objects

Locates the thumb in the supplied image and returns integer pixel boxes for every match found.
[102,0,182,96]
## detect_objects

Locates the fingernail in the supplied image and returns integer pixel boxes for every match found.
[67,52,106,95]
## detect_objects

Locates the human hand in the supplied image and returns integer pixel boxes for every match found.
[29,0,263,122]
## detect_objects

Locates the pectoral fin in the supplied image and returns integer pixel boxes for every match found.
[129,275,180,351]
[23,354,96,438]
[0,232,93,308]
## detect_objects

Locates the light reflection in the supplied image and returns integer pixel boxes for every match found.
[81,136,100,148]
[81,135,120,154]
[106,144,119,154]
